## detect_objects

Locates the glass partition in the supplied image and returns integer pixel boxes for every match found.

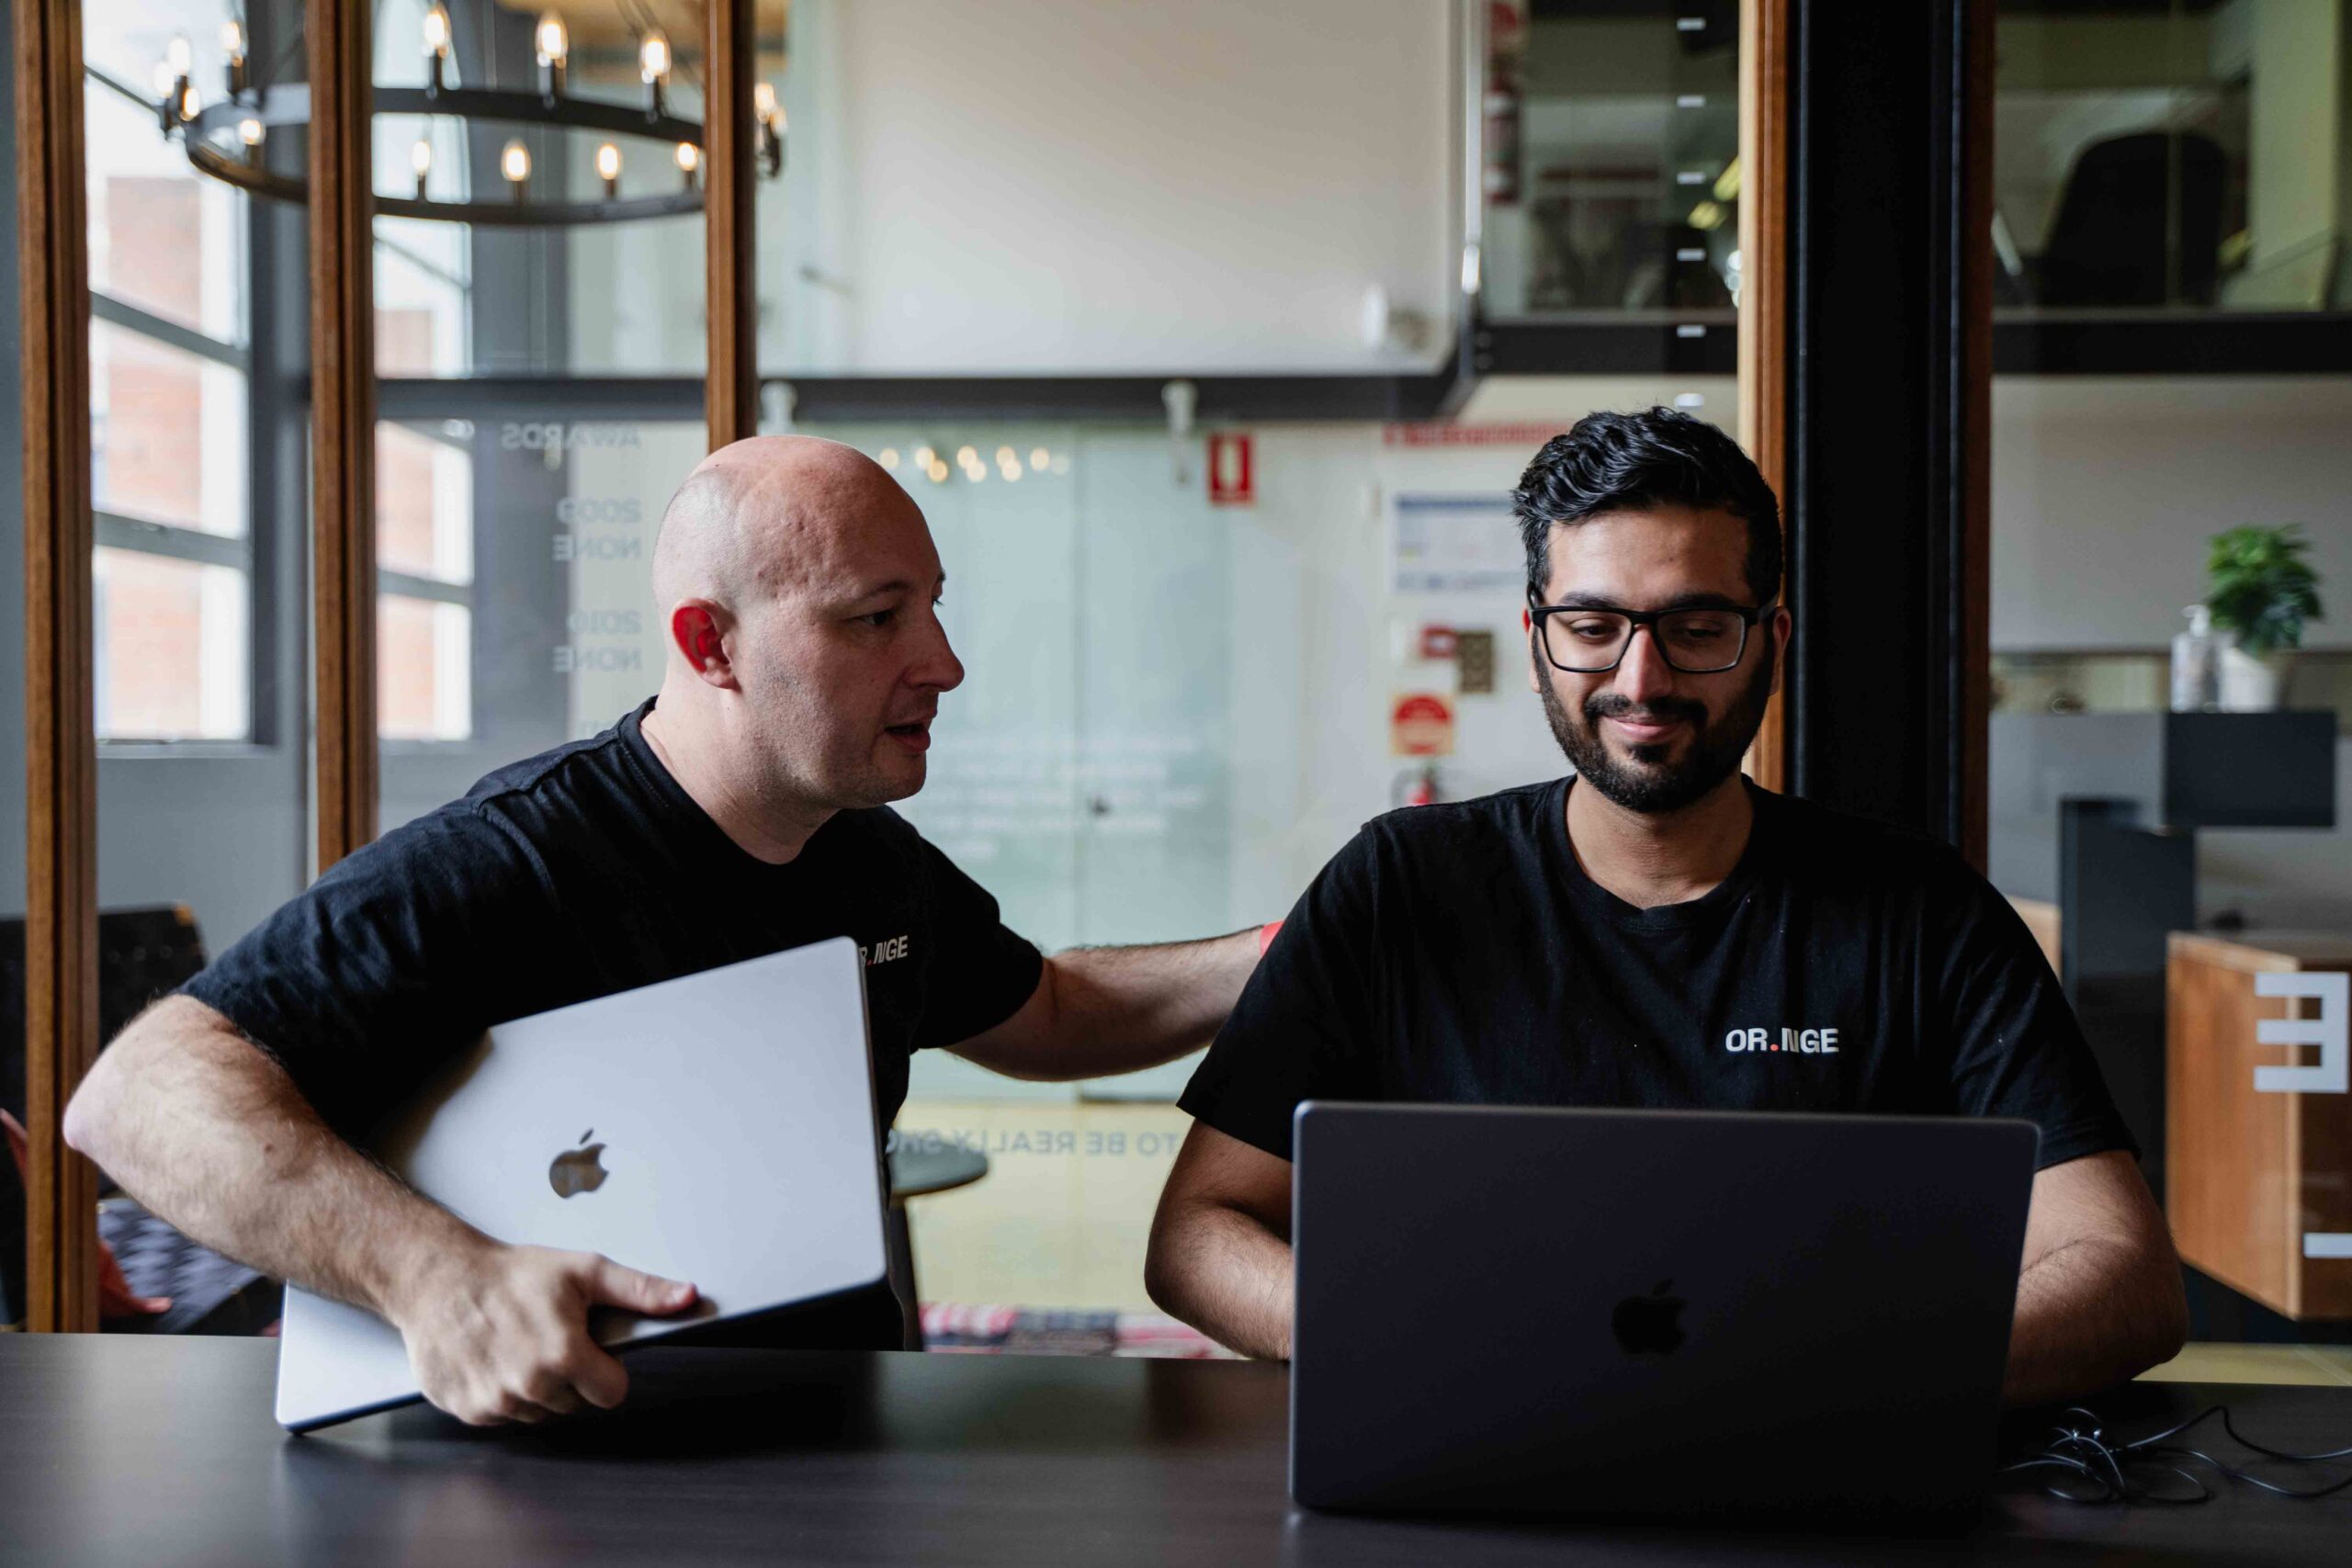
[372,0,711,378]
[1988,8,2352,1350]
[774,394,1738,1339]
[1481,0,1742,321]
[1996,0,2352,313]
[66,0,315,1337]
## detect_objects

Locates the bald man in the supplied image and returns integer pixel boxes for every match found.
[64,437,1261,1427]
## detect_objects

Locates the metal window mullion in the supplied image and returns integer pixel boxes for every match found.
[91,291,249,369]
[379,570,472,608]
[94,511,251,571]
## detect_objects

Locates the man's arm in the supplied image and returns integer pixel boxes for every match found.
[1144,1121,1295,1359]
[2004,1148,2188,1406]
[63,996,696,1425]
[946,928,1261,1081]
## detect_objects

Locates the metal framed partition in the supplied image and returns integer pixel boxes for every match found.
[17,0,99,1335]
[9,2,1940,1332]
[11,0,752,1334]
[1779,0,1995,865]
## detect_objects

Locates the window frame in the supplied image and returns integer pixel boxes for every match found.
[88,250,263,750]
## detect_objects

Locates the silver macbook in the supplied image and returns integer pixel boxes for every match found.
[276,936,888,1431]
[1290,1103,2038,1518]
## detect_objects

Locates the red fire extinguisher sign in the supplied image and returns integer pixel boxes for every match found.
[1208,433,1253,506]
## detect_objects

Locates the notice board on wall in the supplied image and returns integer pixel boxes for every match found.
[1390,492,1521,595]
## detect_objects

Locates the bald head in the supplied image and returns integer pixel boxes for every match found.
[650,435,919,614]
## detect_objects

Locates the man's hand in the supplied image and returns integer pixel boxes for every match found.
[386,1236,697,1426]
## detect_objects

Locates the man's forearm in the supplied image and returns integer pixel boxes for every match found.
[1045,928,1261,1076]
[2004,1235,2188,1406]
[62,996,488,1323]
[1145,1198,1295,1360]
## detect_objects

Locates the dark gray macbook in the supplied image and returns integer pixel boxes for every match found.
[1290,1103,2038,1518]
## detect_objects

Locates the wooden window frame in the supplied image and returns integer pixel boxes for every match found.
[1739,0,1792,795]
[17,0,757,1332]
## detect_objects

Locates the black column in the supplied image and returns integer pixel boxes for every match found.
[1784,0,1987,851]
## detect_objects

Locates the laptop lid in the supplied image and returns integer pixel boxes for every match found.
[275,936,888,1431]
[1290,1103,2037,1517]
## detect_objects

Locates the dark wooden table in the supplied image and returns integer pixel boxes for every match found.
[5,1337,2350,1565]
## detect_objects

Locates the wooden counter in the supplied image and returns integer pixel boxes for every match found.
[2166,931,2352,1320]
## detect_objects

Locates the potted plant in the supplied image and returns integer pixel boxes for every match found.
[2206,524,2324,710]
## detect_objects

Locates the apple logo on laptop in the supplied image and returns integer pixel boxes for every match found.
[548,1129,609,1199]
[1611,1279,1687,1355]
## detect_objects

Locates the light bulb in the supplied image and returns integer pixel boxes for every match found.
[956,446,978,468]
[152,61,175,97]
[423,3,451,57]
[222,18,249,92]
[675,141,699,173]
[1030,447,1048,471]
[595,142,620,182]
[238,116,264,148]
[774,105,787,132]
[994,446,1016,467]
[535,11,569,66]
[753,82,777,122]
[166,34,191,76]
[914,446,936,468]
[411,139,434,178]
[640,29,672,83]
[178,84,201,121]
[877,449,899,470]
[502,140,531,185]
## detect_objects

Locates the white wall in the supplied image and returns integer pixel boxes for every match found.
[716,0,1459,376]
[1992,377,2352,651]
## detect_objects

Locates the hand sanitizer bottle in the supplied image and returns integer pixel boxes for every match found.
[2171,604,2218,711]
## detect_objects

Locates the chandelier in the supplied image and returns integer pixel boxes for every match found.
[97,6,786,227]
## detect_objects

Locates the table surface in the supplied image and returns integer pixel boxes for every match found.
[6,1337,2351,1567]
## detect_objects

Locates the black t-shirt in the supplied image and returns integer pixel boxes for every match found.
[186,698,1043,1145]
[1181,776,2133,1170]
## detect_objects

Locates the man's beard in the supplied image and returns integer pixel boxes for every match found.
[1538,633,1775,814]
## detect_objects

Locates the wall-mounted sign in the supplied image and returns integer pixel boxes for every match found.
[1207,433,1253,506]
[1392,493,1521,594]
[1382,421,1566,449]
[1391,692,1455,757]
[1455,629,1497,694]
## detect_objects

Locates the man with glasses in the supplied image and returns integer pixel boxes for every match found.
[1146,408,2187,1406]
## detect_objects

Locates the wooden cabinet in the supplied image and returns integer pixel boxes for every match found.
[2166,932,2352,1321]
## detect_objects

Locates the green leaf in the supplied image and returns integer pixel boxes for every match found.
[2206,525,2325,654]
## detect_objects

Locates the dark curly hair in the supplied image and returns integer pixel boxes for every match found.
[1511,408,1781,604]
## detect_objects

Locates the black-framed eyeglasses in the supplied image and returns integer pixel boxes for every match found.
[1529,601,1777,674]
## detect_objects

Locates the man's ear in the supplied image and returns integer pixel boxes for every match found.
[671,599,738,689]
[1523,606,1544,695]
[1765,606,1793,696]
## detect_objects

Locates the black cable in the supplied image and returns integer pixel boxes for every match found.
[2003,1404,2352,1506]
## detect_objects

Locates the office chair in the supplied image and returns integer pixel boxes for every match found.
[2037,130,2226,308]
[1,908,275,1332]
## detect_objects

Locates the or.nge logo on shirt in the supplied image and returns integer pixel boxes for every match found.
[861,934,911,968]
[1724,1025,1841,1055]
